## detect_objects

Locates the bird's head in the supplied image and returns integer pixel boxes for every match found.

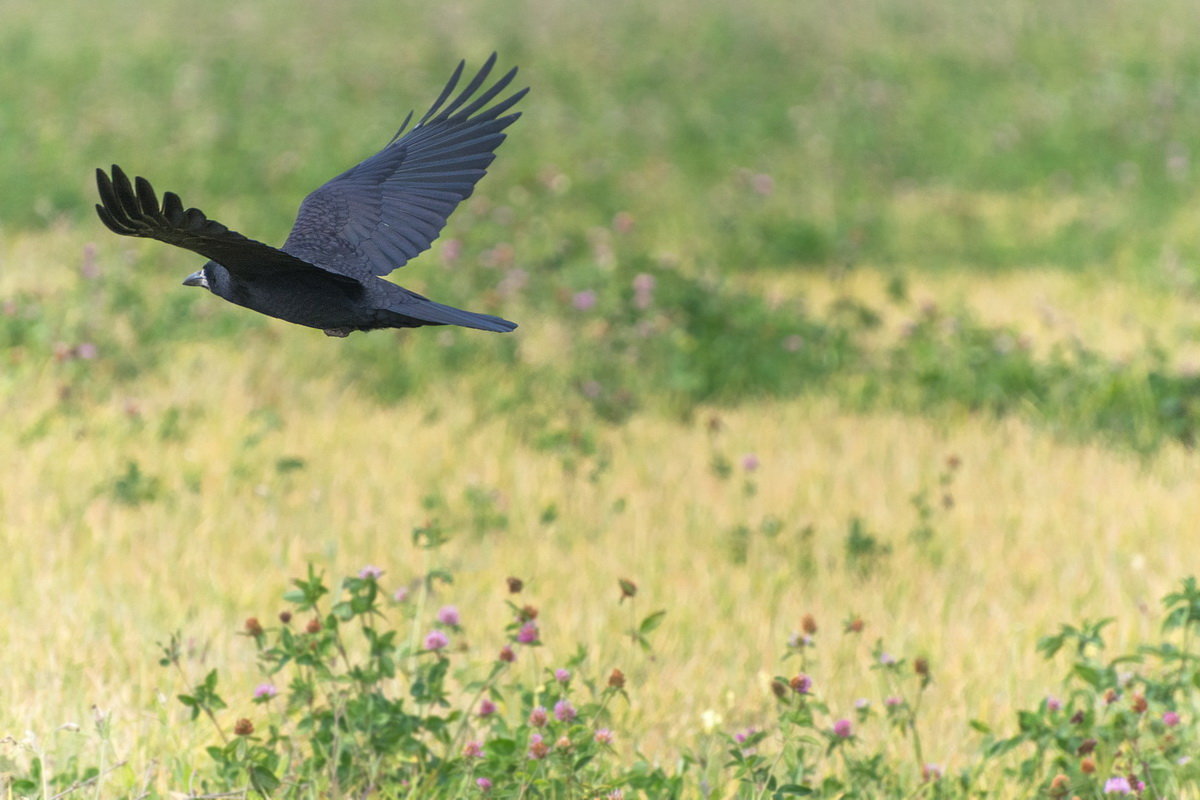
[181,266,210,291]
[182,262,214,291]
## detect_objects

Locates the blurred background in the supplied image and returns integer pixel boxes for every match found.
[6,0,1200,788]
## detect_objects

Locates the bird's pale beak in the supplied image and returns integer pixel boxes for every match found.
[182,270,209,288]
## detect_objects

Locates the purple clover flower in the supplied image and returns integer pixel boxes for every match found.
[358,565,383,580]
[423,630,449,651]
[555,668,571,684]
[528,733,549,759]
[572,290,597,311]
[632,273,655,309]
[1103,776,1132,794]
[253,683,278,700]
[517,621,539,644]
[833,719,853,738]
[554,699,577,722]
[437,605,460,626]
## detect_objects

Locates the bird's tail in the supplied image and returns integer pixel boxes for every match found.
[384,296,517,333]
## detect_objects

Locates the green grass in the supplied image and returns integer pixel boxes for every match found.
[7,0,1200,797]
[7,0,1200,269]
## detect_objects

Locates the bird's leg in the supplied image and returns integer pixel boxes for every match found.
[323,327,353,338]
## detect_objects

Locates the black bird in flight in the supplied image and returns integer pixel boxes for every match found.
[95,54,526,336]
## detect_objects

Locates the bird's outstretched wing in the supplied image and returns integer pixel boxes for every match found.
[281,53,528,281]
[95,165,354,283]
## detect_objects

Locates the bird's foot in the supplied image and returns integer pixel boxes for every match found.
[323,327,353,338]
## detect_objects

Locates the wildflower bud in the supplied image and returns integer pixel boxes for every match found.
[528,735,550,760]
[507,576,524,593]
[1103,688,1118,705]
[499,645,516,663]
[234,718,254,736]
[520,605,539,621]
[306,617,322,634]
[594,728,614,744]
[922,764,942,782]
[1077,738,1097,756]
[771,680,787,699]
[790,674,812,694]
[914,657,930,680]
[1049,773,1070,796]
[1080,757,1096,774]
[244,617,264,637]
[608,668,626,689]
[845,616,864,634]
[618,578,638,602]
[529,706,548,727]
[946,454,962,470]
[613,211,636,234]
[1131,694,1147,713]
[801,614,818,635]
[1070,710,1085,725]
[278,611,292,624]
[555,735,571,751]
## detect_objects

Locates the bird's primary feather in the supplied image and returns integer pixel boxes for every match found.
[95,165,357,285]
[282,52,528,281]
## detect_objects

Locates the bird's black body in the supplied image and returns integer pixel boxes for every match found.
[95,54,526,336]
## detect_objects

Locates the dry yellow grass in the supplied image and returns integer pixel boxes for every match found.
[751,270,1200,372]
[4,228,1200,787]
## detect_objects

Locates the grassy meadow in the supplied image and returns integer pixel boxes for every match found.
[6,0,1200,796]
